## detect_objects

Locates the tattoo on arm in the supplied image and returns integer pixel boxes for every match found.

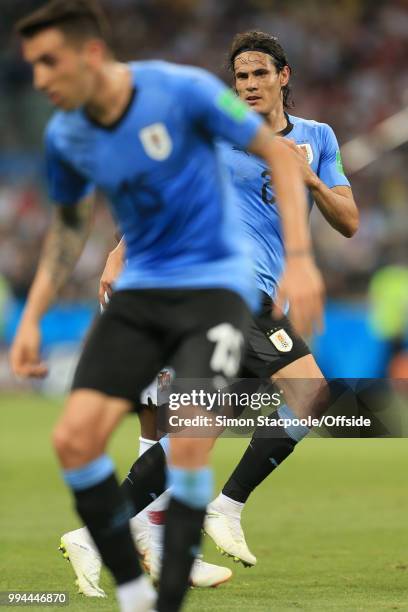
[41,197,93,290]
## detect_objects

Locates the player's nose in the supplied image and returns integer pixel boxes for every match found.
[246,75,258,91]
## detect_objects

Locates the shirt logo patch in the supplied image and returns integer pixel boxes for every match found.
[268,329,293,352]
[297,143,314,164]
[336,150,345,175]
[139,123,173,160]
[217,90,249,122]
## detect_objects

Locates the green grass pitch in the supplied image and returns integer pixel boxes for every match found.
[1,393,408,611]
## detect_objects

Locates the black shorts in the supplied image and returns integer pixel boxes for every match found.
[72,288,251,408]
[241,291,311,379]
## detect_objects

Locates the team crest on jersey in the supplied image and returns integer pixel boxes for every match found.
[139,123,173,160]
[268,329,293,352]
[297,143,314,164]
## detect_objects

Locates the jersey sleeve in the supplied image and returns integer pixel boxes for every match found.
[317,123,350,188]
[45,125,94,206]
[183,69,264,149]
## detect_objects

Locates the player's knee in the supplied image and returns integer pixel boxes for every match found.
[52,422,103,465]
[171,438,212,467]
[52,423,73,460]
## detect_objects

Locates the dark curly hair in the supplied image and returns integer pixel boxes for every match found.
[229,30,293,109]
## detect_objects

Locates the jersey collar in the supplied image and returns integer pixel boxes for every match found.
[277,112,294,137]
[83,87,137,131]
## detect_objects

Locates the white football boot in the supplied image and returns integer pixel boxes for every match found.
[189,556,232,588]
[60,517,150,597]
[130,514,151,572]
[204,499,257,567]
[150,548,232,588]
[59,528,105,597]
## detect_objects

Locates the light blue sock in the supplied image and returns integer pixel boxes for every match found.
[63,455,114,491]
[278,404,310,442]
[168,465,213,509]
[159,435,170,457]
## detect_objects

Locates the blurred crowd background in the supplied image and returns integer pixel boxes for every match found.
[0,0,407,386]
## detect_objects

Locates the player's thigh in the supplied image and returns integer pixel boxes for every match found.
[274,353,323,380]
[171,289,251,381]
[72,290,166,408]
[168,290,251,465]
[242,292,311,379]
[273,354,328,419]
[53,389,131,466]
[169,435,214,469]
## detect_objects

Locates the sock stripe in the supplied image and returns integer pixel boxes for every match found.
[63,455,114,491]
[278,404,310,442]
[168,466,213,509]
[159,435,170,456]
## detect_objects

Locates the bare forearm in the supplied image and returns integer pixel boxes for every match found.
[22,267,62,325]
[310,180,358,237]
[22,197,93,324]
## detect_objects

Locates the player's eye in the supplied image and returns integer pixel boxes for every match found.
[40,54,58,67]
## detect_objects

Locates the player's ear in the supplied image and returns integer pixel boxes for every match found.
[83,38,105,68]
[279,65,290,88]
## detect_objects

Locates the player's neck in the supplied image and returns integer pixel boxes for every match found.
[264,104,287,134]
[85,62,133,126]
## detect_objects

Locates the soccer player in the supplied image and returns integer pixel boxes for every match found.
[87,29,359,576]
[60,364,234,595]
[9,2,323,610]
[205,30,359,566]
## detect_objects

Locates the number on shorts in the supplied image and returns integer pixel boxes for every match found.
[207,323,243,377]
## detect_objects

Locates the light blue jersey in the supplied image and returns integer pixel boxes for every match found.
[45,61,264,309]
[218,113,350,299]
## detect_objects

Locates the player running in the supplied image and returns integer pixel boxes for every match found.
[60,364,234,595]
[205,29,358,566]
[9,2,322,610]
[61,28,358,594]
[104,28,358,567]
